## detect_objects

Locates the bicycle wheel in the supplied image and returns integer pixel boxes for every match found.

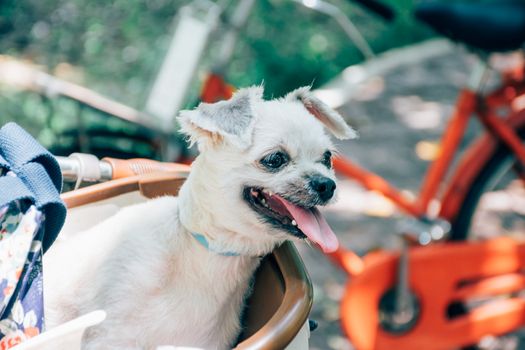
[449,115,525,241]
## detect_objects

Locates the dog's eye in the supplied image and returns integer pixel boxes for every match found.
[260,151,289,170]
[321,151,332,169]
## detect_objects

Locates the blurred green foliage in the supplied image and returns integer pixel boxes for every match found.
[0,0,187,106]
[0,0,436,157]
[232,0,432,96]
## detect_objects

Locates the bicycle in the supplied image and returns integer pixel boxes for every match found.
[318,1,525,349]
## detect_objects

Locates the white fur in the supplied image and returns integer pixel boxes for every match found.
[44,86,354,349]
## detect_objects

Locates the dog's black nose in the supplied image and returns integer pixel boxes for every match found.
[310,176,336,201]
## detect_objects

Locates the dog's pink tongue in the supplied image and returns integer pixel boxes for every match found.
[273,195,339,253]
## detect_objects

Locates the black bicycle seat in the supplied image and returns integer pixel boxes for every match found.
[415,2,525,52]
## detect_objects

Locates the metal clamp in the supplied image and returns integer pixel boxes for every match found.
[56,153,113,188]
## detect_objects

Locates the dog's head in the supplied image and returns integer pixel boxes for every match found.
[177,86,356,256]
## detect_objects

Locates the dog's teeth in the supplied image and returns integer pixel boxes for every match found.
[292,220,297,226]
[250,189,258,197]
[261,189,274,197]
[261,198,267,205]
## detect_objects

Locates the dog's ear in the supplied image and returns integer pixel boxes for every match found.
[286,86,357,140]
[178,86,263,150]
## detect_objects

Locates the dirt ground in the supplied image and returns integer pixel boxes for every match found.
[297,47,482,350]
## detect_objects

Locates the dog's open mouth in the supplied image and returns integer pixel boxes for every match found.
[244,187,339,253]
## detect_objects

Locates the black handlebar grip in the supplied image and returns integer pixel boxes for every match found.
[350,0,395,21]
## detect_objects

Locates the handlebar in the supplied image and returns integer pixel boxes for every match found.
[349,0,395,21]
[102,157,190,180]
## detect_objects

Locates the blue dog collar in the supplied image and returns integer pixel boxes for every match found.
[191,233,240,257]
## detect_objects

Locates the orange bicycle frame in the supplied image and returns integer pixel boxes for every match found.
[335,59,525,349]
[334,79,525,222]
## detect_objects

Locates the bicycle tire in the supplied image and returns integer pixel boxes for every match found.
[449,115,525,241]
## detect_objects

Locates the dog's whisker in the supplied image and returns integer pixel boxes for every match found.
[305,238,314,248]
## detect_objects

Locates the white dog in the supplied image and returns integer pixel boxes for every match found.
[43,86,355,349]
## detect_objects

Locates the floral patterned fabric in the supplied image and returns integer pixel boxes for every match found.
[0,202,45,349]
